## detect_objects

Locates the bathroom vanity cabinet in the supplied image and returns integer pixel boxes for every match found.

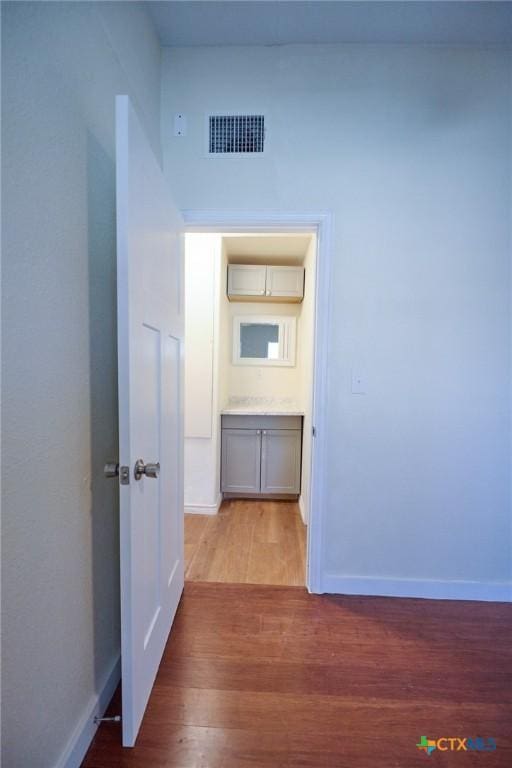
[221,414,303,498]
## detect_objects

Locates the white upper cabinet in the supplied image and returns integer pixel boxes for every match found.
[227,264,304,302]
[227,264,267,297]
[266,266,304,299]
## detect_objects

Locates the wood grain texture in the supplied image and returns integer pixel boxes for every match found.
[184,499,306,586]
[82,582,512,768]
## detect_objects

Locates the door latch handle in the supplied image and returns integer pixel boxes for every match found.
[134,459,160,481]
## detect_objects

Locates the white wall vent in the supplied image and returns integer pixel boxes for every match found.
[208,114,265,155]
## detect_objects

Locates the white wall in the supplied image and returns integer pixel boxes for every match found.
[1,3,161,765]
[218,241,232,410]
[185,235,217,439]
[298,237,317,524]
[162,44,512,597]
[227,300,302,401]
[184,234,223,512]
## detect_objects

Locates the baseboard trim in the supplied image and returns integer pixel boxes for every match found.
[184,497,221,515]
[320,574,512,603]
[55,654,121,768]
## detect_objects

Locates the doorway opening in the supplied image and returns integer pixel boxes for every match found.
[182,228,319,588]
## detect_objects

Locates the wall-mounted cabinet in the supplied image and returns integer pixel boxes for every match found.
[227,264,304,302]
[221,414,302,498]
[227,264,267,298]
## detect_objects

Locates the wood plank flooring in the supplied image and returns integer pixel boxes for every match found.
[82,582,512,767]
[184,499,306,586]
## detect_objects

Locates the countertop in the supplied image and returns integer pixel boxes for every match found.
[220,397,304,417]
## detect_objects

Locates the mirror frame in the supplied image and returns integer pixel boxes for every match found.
[232,315,297,367]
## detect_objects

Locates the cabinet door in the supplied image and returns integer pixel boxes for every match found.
[265,266,304,299]
[227,265,267,298]
[260,430,302,495]
[221,429,261,493]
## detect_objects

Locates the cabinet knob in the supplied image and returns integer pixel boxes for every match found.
[263,430,267,435]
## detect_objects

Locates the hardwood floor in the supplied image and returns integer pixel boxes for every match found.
[184,499,306,586]
[82,582,512,767]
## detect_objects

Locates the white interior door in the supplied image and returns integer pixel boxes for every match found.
[116,95,184,747]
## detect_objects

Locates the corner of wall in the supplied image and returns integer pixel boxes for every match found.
[299,494,307,525]
[55,655,121,768]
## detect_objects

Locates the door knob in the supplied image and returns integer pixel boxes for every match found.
[134,459,160,481]
[104,463,119,478]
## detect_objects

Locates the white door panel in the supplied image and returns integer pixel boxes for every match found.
[116,95,184,747]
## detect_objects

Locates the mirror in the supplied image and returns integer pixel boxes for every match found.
[240,323,280,360]
[233,315,296,367]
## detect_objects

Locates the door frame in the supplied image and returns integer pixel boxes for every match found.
[182,209,333,593]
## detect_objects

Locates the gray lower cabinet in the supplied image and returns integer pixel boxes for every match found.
[260,429,302,495]
[221,415,302,498]
[221,428,261,494]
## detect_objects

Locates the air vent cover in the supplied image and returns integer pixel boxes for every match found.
[208,114,265,155]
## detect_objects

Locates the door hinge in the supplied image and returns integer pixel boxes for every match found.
[94,715,121,725]
[119,465,130,485]
[312,426,316,437]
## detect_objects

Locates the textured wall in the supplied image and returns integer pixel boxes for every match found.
[1,3,161,765]
[162,44,512,593]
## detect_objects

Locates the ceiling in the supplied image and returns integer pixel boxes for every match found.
[146,1,512,47]
[223,234,312,264]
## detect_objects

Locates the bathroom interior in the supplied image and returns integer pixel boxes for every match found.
[183,231,317,587]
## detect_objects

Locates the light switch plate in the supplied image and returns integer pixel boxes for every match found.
[351,368,367,394]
